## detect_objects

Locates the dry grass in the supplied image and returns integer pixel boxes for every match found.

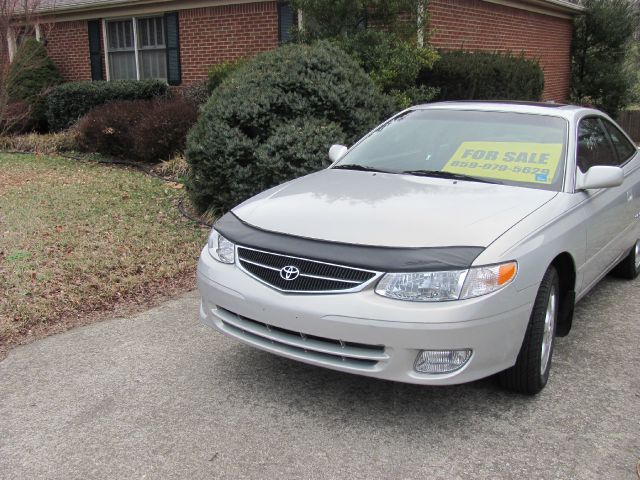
[0,130,80,154]
[154,153,190,180]
[0,153,208,355]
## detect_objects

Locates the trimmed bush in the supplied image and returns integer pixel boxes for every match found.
[76,100,143,158]
[207,59,246,93]
[254,118,345,188]
[187,41,390,213]
[46,79,169,131]
[421,51,545,101]
[7,38,63,131]
[131,99,199,161]
[77,97,198,161]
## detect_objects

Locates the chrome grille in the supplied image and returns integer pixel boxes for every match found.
[237,246,379,293]
[216,307,387,369]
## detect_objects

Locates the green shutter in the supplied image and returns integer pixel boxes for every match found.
[87,20,104,81]
[164,12,181,86]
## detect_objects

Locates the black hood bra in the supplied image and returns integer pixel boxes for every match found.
[214,213,484,272]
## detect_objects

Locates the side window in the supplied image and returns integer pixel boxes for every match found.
[577,118,619,172]
[602,119,637,164]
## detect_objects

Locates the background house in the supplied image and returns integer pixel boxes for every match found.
[26,0,582,101]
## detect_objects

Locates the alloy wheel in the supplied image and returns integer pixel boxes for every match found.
[540,288,557,375]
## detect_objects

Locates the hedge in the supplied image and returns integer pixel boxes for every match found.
[76,98,198,162]
[186,41,390,213]
[46,79,169,131]
[421,51,545,102]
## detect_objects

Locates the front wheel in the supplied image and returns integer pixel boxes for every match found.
[499,266,559,395]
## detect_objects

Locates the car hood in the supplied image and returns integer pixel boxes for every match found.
[232,169,557,248]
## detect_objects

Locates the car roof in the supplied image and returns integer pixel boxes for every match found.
[413,101,602,121]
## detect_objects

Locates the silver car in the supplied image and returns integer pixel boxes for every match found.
[197,101,640,394]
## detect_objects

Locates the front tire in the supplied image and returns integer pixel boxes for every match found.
[499,266,559,395]
[610,240,640,280]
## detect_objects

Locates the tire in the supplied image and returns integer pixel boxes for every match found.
[610,240,640,280]
[499,266,559,395]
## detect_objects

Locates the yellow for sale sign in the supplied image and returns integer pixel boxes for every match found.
[442,142,564,184]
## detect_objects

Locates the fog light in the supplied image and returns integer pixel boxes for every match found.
[414,349,472,374]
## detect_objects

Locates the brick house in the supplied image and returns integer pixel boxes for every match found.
[18,0,582,101]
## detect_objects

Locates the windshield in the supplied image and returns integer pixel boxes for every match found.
[333,109,568,191]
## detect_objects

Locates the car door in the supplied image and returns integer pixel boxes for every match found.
[600,118,640,244]
[577,117,629,291]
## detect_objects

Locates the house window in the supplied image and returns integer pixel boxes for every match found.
[278,2,297,44]
[106,16,167,81]
[107,20,136,79]
[137,17,167,79]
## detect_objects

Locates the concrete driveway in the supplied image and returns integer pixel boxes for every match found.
[1,277,639,480]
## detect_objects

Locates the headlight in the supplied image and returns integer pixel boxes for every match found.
[375,261,517,302]
[375,270,468,302]
[207,229,235,264]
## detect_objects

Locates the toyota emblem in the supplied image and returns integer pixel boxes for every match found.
[280,265,300,281]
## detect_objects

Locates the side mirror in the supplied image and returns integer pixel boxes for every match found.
[576,165,624,191]
[329,144,348,163]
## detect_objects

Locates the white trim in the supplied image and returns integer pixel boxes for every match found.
[417,3,425,47]
[6,26,42,62]
[131,16,140,80]
[101,18,110,80]
[481,0,582,19]
[530,0,584,12]
[7,28,16,62]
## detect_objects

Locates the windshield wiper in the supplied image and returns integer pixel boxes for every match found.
[332,165,501,184]
[332,164,393,174]
[401,169,501,184]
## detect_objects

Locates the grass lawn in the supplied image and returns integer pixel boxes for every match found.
[0,153,207,356]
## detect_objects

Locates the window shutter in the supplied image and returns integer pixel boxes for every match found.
[164,12,181,86]
[278,2,297,44]
[87,20,104,81]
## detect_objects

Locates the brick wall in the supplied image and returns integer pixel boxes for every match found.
[428,0,573,101]
[44,20,92,82]
[179,1,278,84]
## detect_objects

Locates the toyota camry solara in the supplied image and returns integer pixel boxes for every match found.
[197,101,640,394]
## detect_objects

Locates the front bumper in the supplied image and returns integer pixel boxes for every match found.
[197,248,536,385]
